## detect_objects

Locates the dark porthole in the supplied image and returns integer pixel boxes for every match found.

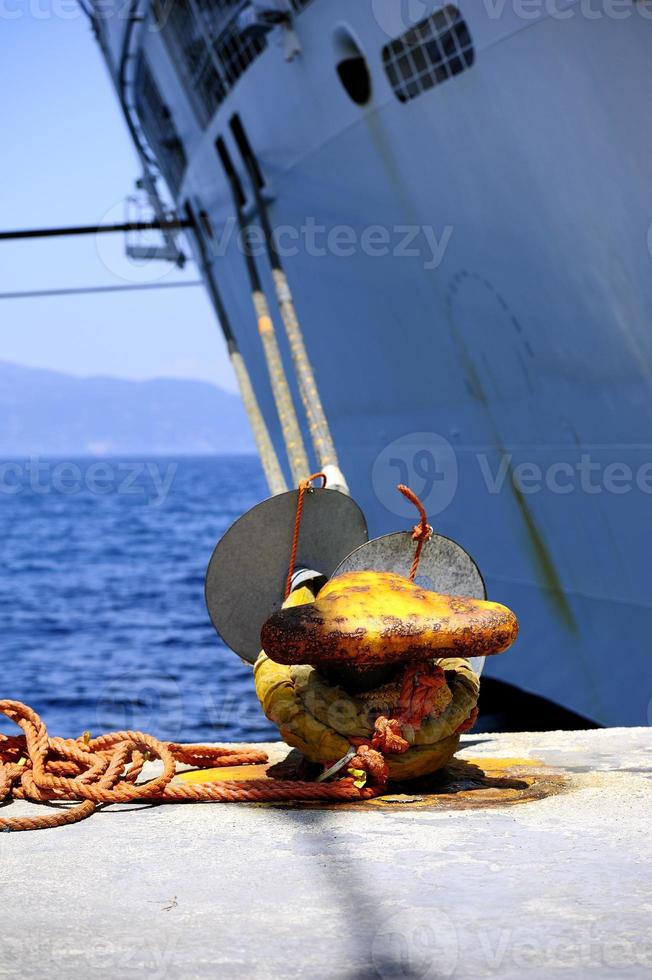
[382,5,475,104]
[333,28,372,106]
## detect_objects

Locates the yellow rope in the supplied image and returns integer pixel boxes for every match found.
[271,269,348,493]
[229,344,287,495]
[254,289,311,487]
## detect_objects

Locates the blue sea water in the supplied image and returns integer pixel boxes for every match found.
[0,456,280,743]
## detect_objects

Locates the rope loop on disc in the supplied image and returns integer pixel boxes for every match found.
[397,484,433,581]
[284,472,327,600]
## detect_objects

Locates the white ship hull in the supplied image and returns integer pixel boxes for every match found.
[95,0,652,726]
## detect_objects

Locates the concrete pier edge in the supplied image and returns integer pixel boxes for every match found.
[1,727,650,979]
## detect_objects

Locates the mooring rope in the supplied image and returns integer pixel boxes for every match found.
[219,149,311,487]
[183,202,288,496]
[0,665,477,833]
[228,340,288,495]
[0,700,375,833]
[245,157,347,491]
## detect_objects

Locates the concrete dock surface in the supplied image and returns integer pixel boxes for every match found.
[1,727,650,979]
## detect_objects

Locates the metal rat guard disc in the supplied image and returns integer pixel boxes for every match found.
[333,531,487,674]
[205,488,368,664]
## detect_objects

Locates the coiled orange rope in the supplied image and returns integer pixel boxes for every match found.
[0,660,469,833]
[0,700,376,833]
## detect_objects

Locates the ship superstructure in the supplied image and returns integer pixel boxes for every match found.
[91,0,652,727]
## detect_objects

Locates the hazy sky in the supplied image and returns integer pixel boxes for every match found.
[0,12,237,390]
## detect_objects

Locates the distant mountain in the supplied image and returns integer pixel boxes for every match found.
[0,361,256,455]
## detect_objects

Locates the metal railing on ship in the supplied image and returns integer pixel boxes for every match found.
[152,0,267,126]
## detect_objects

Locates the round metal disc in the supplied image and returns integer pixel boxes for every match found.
[205,489,368,664]
[333,532,487,675]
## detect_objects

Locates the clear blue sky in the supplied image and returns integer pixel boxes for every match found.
[0,12,236,391]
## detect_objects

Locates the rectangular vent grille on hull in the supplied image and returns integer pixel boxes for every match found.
[134,59,187,193]
[382,5,475,104]
[153,0,266,126]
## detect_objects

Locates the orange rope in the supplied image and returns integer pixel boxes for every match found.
[397,484,433,581]
[284,472,327,600]
[355,661,448,757]
[0,699,375,833]
[0,664,478,832]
